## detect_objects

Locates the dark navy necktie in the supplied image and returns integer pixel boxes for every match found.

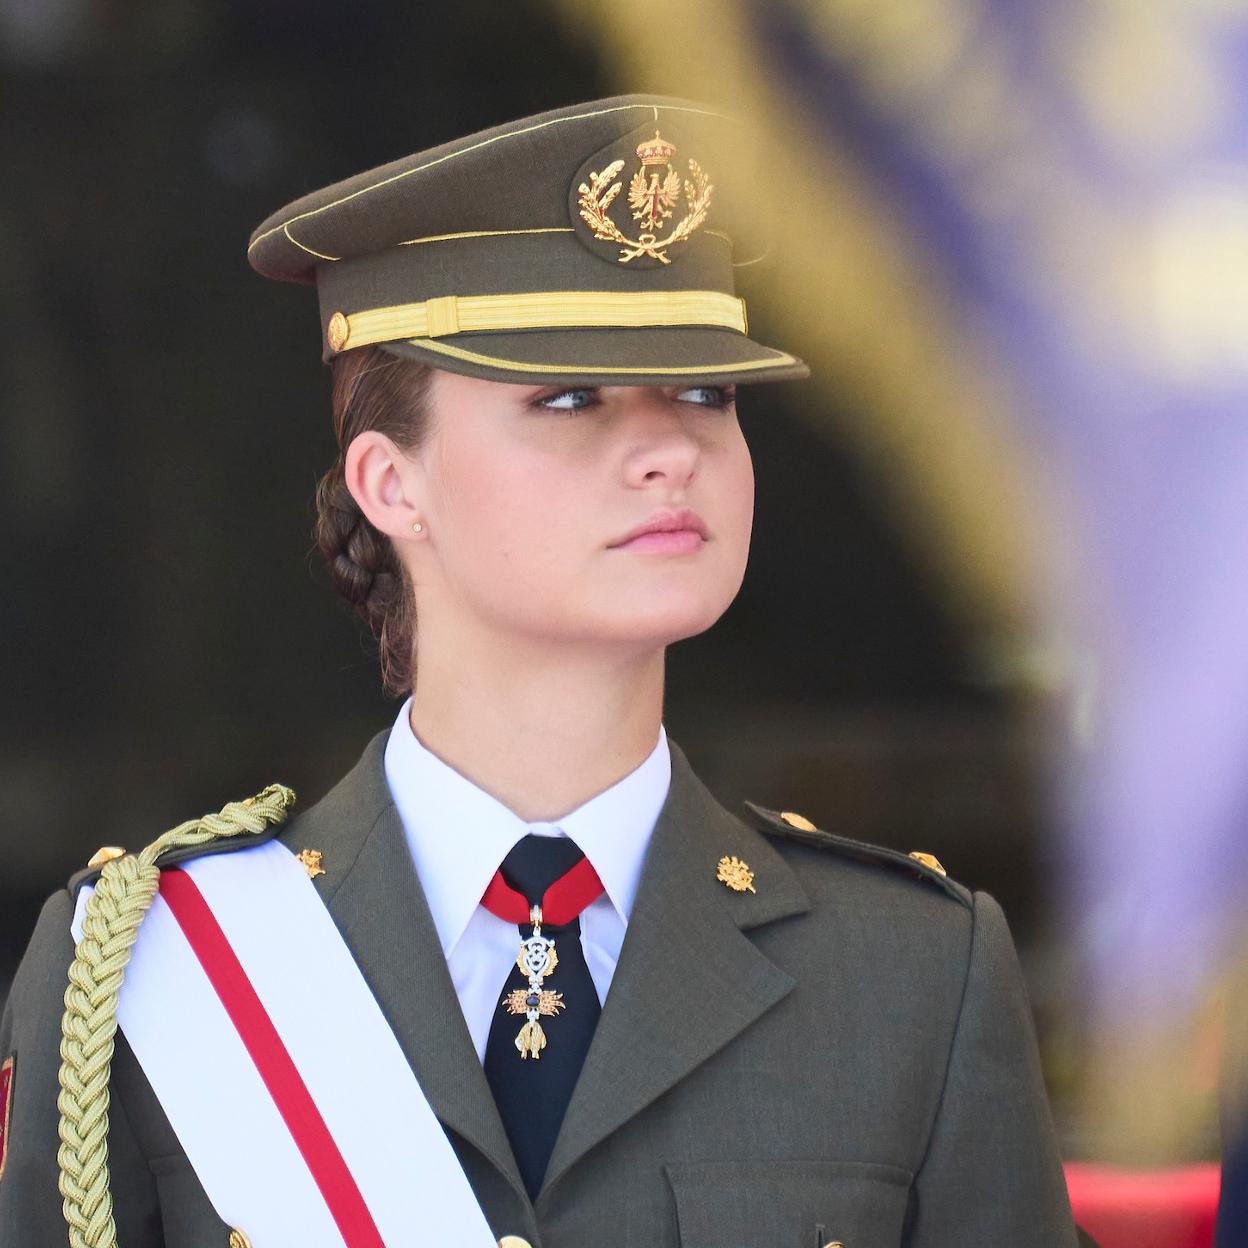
[481,834,602,1200]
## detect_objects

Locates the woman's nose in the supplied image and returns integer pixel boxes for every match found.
[620,394,701,486]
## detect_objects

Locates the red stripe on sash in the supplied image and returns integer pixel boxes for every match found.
[160,868,385,1248]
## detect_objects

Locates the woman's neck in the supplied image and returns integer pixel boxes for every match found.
[407,639,666,823]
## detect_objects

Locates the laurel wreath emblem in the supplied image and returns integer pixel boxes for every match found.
[577,153,713,265]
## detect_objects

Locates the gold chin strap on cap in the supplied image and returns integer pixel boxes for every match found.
[56,784,297,1248]
[326,288,748,352]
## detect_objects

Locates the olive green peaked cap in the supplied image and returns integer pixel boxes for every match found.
[247,95,809,386]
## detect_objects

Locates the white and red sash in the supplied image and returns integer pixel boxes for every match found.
[71,841,497,1248]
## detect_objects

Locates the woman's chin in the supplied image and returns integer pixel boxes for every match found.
[587,600,732,647]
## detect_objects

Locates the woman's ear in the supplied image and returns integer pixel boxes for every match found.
[343,431,428,540]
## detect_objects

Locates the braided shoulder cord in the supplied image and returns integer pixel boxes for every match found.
[57,783,297,1248]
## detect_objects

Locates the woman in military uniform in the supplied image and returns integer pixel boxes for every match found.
[0,96,1080,1248]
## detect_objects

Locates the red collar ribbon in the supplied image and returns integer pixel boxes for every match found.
[480,855,604,926]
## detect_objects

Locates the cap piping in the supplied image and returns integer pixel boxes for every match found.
[397,226,575,248]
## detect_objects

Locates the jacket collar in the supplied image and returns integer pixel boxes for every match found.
[277,727,811,1205]
[382,698,671,956]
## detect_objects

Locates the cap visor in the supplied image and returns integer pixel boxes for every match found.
[375,325,809,386]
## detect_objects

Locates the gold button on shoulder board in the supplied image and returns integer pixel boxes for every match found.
[326,311,349,353]
[498,1237,533,1248]
[87,845,126,869]
[228,1230,252,1248]
[908,851,947,876]
[779,810,816,832]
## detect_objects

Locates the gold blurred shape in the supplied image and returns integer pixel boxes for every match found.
[87,846,126,869]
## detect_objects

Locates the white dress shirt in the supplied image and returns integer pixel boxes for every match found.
[383,697,671,1062]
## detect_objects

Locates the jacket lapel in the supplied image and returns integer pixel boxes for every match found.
[275,728,808,1205]
[278,731,524,1196]
[540,739,810,1198]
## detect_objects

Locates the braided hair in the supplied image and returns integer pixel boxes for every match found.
[314,346,434,696]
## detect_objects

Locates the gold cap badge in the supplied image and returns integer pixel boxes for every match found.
[577,129,713,265]
[716,855,756,893]
[296,848,325,879]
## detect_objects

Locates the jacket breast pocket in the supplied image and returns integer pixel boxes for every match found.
[664,1159,913,1248]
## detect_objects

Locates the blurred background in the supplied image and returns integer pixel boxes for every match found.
[4,0,1247,1239]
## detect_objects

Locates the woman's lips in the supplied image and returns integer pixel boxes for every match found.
[611,530,705,554]
[609,507,709,548]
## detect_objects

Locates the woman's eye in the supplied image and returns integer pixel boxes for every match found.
[536,388,597,410]
[676,385,736,408]
[533,385,735,411]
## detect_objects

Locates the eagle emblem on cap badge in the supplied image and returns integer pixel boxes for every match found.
[577,130,713,265]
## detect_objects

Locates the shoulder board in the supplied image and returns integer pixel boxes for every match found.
[743,801,972,909]
[68,784,296,899]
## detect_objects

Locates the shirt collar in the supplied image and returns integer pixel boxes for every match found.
[383,697,671,956]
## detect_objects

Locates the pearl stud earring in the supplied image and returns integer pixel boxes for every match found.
[411,521,424,534]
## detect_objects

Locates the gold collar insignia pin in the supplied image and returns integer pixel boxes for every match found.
[296,848,325,879]
[577,130,713,265]
[716,854,756,893]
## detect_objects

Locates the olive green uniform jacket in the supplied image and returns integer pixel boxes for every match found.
[0,732,1078,1247]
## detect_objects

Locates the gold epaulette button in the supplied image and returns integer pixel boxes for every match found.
[87,846,126,869]
[228,1230,252,1248]
[908,851,947,876]
[779,810,817,832]
[498,1237,533,1248]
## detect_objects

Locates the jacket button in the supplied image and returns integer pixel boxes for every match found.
[228,1232,252,1248]
[908,850,947,876]
[779,810,816,831]
[498,1238,533,1248]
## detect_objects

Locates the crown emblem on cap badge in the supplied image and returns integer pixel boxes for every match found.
[577,130,713,264]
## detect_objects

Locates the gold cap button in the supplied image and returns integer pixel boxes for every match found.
[498,1238,533,1248]
[326,311,349,352]
[228,1231,252,1248]
[908,851,947,876]
[779,810,816,832]
[87,846,126,869]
